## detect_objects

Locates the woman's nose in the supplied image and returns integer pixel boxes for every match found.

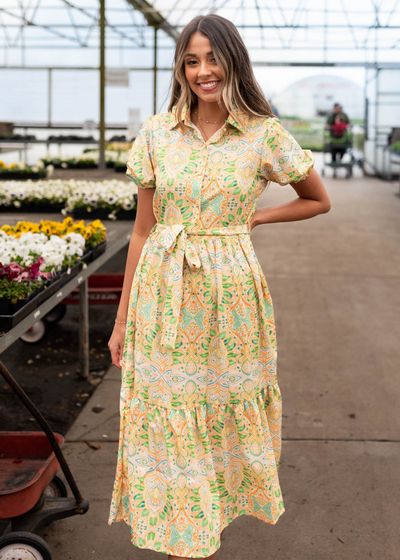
[198,61,211,77]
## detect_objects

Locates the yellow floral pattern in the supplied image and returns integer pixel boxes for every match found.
[109,105,314,558]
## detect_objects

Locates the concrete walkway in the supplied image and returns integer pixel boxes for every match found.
[44,167,400,559]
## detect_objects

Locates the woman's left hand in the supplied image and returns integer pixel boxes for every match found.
[249,211,260,232]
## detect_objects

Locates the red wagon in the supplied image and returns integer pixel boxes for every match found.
[0,361,89,559]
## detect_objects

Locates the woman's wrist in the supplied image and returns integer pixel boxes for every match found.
[115,310,127,324]
[251,209,267,229]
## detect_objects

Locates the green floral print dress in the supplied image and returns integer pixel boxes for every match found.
[108,104,314,558]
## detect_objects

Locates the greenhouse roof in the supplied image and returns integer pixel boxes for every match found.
[1,0,400,67]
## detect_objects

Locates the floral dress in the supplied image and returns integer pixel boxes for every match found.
[108,104,314,558]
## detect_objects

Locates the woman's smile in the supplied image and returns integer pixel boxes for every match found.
[197,80,220,92]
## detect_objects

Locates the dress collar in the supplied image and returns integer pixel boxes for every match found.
[168,103,247,133]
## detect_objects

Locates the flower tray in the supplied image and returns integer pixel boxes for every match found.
[58,262,83,288]
[0,265,84,332]
[36,274,64,305]
[114,165,127,173]
[0,290,42,332]
[90,240,107,262]
[72,208,136,220]
[0,172,47,181]
[0,203,65,213]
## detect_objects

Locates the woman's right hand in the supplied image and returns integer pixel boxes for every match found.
[108,323,127,369]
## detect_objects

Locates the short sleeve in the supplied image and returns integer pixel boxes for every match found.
[260,118,314,186]
[126,117,156,189]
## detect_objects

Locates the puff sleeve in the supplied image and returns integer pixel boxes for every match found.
[260,118,314,185]
[126,117,156,189]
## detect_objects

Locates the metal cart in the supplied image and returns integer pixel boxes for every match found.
[0,360,89,560]
[322,126,356,178]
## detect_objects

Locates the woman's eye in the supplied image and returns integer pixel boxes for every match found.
[187,60,197,65]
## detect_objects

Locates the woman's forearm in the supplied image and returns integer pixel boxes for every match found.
[115,231,149,322]
[253,196,330,227]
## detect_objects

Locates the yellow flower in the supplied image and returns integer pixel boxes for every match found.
[1,218,107,244]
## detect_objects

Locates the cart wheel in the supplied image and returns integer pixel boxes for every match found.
[0,531,52,560]
[44,305,66,324]
[43,475,68,498]
[19,320,46,344]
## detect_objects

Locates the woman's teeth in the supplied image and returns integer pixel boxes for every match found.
[199,81,218,89]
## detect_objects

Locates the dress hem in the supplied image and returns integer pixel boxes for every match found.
[108,506,285,558]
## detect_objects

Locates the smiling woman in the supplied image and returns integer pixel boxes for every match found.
[107,12,330,560]
[170,15,276,141]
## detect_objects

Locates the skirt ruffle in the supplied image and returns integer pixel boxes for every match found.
[108,382,284,558]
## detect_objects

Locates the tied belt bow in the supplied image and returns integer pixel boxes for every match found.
[151,222,250,349]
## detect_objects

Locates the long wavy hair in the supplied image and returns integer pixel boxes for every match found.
[168,14,275,126]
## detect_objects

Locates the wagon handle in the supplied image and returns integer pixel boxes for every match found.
[0,360,85,507]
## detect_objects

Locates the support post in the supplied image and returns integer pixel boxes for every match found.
[48,68,52,127]
[78,279,89,379]
[153,26,158,115]
[99,0,106,170]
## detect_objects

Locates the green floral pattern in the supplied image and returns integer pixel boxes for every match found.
[108,105,314,557]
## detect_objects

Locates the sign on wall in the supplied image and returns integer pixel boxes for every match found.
[105,69,129,87]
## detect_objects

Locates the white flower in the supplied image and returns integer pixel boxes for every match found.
[45,253,64,268]
[122,198,133,210]
[15,246,32,259]
[48,234,66,246]
[63,232,85,246]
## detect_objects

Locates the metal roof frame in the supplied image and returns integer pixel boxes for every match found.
[1,0,400,65]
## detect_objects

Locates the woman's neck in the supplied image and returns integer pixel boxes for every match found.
[195,99,229,122]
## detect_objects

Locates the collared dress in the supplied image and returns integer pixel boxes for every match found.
[108,105,314,558]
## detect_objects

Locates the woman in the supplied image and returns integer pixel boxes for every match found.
[108,13,331,560]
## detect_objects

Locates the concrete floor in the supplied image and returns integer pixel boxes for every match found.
[43,168,400,559]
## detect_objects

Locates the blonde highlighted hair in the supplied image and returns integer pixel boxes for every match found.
[168,14,275,126]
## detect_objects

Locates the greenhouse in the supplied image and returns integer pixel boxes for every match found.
[0,2,399,560]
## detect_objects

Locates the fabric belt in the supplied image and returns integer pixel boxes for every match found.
[151,222,250,350]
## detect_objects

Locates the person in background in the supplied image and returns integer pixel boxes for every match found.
[331,114,348,138]
[326,102,349,128]
[325,103,351,162]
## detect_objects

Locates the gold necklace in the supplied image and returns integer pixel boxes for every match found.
[193,110,227,124]
[196,117,211,142]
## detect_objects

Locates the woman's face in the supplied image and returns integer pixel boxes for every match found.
[184,31,223,104]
